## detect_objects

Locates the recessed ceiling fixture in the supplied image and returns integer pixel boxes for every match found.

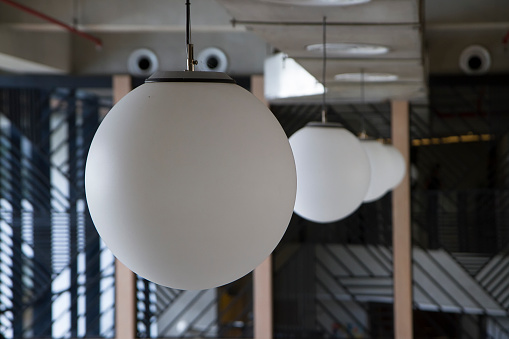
[334,72,399,82]
[289,17,371,223]
[306,43,389,56]
[261,0,370,6]
[459,44,491,75]
[84,1,297,290]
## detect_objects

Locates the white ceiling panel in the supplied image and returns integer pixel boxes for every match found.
[217,0,424,102]
[250,24,422,59]
[217,0,419,24]
[269,82,426,104]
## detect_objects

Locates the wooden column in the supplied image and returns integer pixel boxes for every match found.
[113,75,132,107]
[391,100,413,339]
[112,75,137,339]
[254,257,273,339]
[251,75,274,339]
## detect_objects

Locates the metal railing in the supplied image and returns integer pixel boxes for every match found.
[0,87,113,338]
[136,275,253,338]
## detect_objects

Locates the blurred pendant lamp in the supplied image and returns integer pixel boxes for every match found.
[360,137,392,202]
[357,69,392,203]
[384,142,406,191]
[84,1,297,290]
[289,17,371,223]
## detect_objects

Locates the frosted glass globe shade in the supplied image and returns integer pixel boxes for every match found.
[85,71,297,290]
[360,139,392,202]
[289,123,371,223]
[384,144,406,190]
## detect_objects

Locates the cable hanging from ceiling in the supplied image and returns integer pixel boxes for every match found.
[288,16,372,223]
[321,16,327,123]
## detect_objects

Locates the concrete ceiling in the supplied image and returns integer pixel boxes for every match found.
[0,0,507,104]
[0,0,267,75]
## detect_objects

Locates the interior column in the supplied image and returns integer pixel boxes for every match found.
[391,100,413,339]
[251,75,274,339]
[112,75,137,339]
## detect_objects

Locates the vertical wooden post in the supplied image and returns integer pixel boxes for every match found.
[391,100,413,339]
[113,75,132,106]
[112,75,137,339]
[254,257,273,339]
[251,75,274,339]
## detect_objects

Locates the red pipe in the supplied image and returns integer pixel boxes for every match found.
[0,0,102,49]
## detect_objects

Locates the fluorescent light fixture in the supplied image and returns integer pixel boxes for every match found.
[334,72,399,82]
[306,43,389,56]
[261,0,370,6]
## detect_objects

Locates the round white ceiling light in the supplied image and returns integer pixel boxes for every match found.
[306,43,389,56]
[289,122,371,223]
[359,139,392,202]
[85,71,297,290]
[261,0,370,6]
[383,144,406,191]
[334,72,399,82]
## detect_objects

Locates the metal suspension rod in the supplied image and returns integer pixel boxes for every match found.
[185,0,197,71]
[186,0,191,45]
[231,18,418,27]
[361,68,365,104]
[321,16,327,124]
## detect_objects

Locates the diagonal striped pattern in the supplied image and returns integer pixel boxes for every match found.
[0,87,114,338]
[136,275,254,338]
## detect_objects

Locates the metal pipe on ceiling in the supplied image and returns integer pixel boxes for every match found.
[0,0,103,49]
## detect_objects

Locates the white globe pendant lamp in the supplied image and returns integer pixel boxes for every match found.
[356,70,393,203]
[288,18,370,223]
[290,123,371,223]
[360,138,392,202]
[84,2,296,290]
[384,143,406,191]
